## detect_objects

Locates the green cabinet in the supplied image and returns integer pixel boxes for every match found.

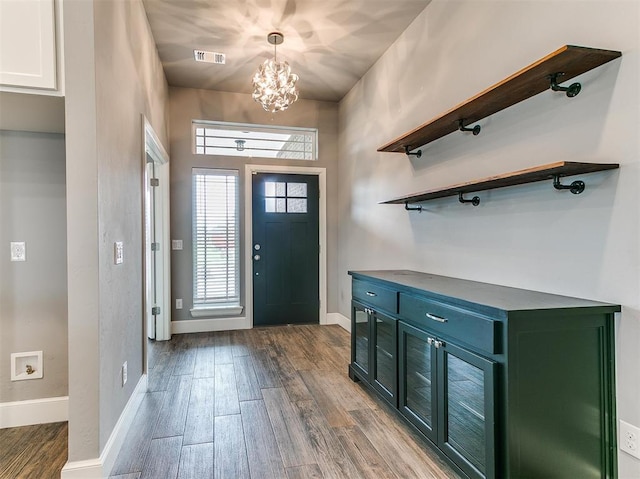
[399,321,496,479]
[349,270,619,479]
[351,301,370,378]
[350,300,397,406]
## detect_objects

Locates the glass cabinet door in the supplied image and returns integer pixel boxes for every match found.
[398,322,437,443]
[351,301,370,378]
[438,341,496,479]
[372,312,397,405]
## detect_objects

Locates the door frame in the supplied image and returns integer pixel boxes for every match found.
[245,164,327,328]
[142,116,171,351]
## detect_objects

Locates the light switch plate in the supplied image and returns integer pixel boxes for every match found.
[176,298,183,310]
[121,361,128,387]
[10,242,26,261]
[172,240,183,250]
[114,242,124,265]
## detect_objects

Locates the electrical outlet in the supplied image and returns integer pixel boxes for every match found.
[114,242,124,265]
[10,242,26,261]
[121,361,128,387]
[172,239,183,250]
[176,298,183,309]
[620,420,640,459]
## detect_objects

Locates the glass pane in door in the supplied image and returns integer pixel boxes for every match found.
[447,354,486,473]
[406,334,433,428]
[354,308,369,373]
[375,317,394,393]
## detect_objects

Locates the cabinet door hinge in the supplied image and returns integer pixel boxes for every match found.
[151,242,160,251]
[152,306,161,315]
[150,178,160,187]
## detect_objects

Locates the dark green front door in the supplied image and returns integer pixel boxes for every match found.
[252,173,319,326]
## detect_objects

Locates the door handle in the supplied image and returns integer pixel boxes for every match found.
[426,312,447,323]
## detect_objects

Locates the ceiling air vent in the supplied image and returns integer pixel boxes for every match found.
[193,50,226,65]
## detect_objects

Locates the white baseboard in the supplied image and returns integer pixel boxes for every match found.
[59,458,103,479]
[326,312,350,332]
[61,374,148,479]
[172,317,250,334]
[173,314,349,334]
[0,396,68,429]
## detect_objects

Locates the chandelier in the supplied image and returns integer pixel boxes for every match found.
[252,32,299,113]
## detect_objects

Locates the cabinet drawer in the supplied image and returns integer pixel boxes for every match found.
[353,279,398,314]
[399,293,496,354]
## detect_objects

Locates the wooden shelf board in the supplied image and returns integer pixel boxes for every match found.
[382,161,619,204]
[378,46,622,153]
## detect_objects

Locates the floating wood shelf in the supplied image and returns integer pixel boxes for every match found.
[378,45,622,154]
[382,161,619,207]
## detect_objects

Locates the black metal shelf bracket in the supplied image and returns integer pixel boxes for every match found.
[458,192,480,206]
[553,175,585,194]
[548,72,582,97]
[404,201,422,212]
[404,145,422,158]
[458,119,481,136]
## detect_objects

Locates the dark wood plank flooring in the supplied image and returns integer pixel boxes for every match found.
[112,325,461,479]
[0,325,462,479]
[0,422,67,479]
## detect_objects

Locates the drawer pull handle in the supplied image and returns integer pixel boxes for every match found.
[426,312,447,323]
[365,291,377,297]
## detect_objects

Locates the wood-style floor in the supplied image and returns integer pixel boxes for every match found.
[0,422,67,479]
[0,325,461,479]
[111,324,460,479]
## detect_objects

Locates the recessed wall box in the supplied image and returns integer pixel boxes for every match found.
[11,351,43,381]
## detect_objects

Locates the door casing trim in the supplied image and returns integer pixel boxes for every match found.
[244,164,327,328]
[142,116,171,347]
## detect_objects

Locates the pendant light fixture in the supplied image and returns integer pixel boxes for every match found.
[252,32,299,113]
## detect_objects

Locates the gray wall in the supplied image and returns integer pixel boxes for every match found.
[337,1,639,475]
[64,0,169,462]
[0,130,67,403]
[169,87,339,320]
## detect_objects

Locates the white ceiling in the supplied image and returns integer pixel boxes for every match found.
[142,0,431,102]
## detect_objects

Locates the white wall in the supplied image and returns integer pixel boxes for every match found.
[64,0,169,463]
[337,1,639,475]
[0,131,67,403]
[168,87,339,320]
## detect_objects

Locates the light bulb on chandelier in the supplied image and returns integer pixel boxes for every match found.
[252,32,299,113]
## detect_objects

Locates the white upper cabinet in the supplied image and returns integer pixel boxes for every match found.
[0,0,60,94]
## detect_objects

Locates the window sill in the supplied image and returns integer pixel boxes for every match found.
[190,305,244,318]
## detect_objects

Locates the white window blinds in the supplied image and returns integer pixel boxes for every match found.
[192,168,239,308]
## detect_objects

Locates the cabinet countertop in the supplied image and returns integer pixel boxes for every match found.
[349,270,620,315]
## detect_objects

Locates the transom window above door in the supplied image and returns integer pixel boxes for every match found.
[264,181,308,213]
[193,120,317,160]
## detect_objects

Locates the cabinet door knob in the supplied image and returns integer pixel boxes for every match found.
[426,312,447,323]
[365,291,377,297]
[434,340,445,349]
[427,337,434,345]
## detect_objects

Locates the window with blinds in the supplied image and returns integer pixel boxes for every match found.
[193,120,317,161]
[192,168,239,310]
